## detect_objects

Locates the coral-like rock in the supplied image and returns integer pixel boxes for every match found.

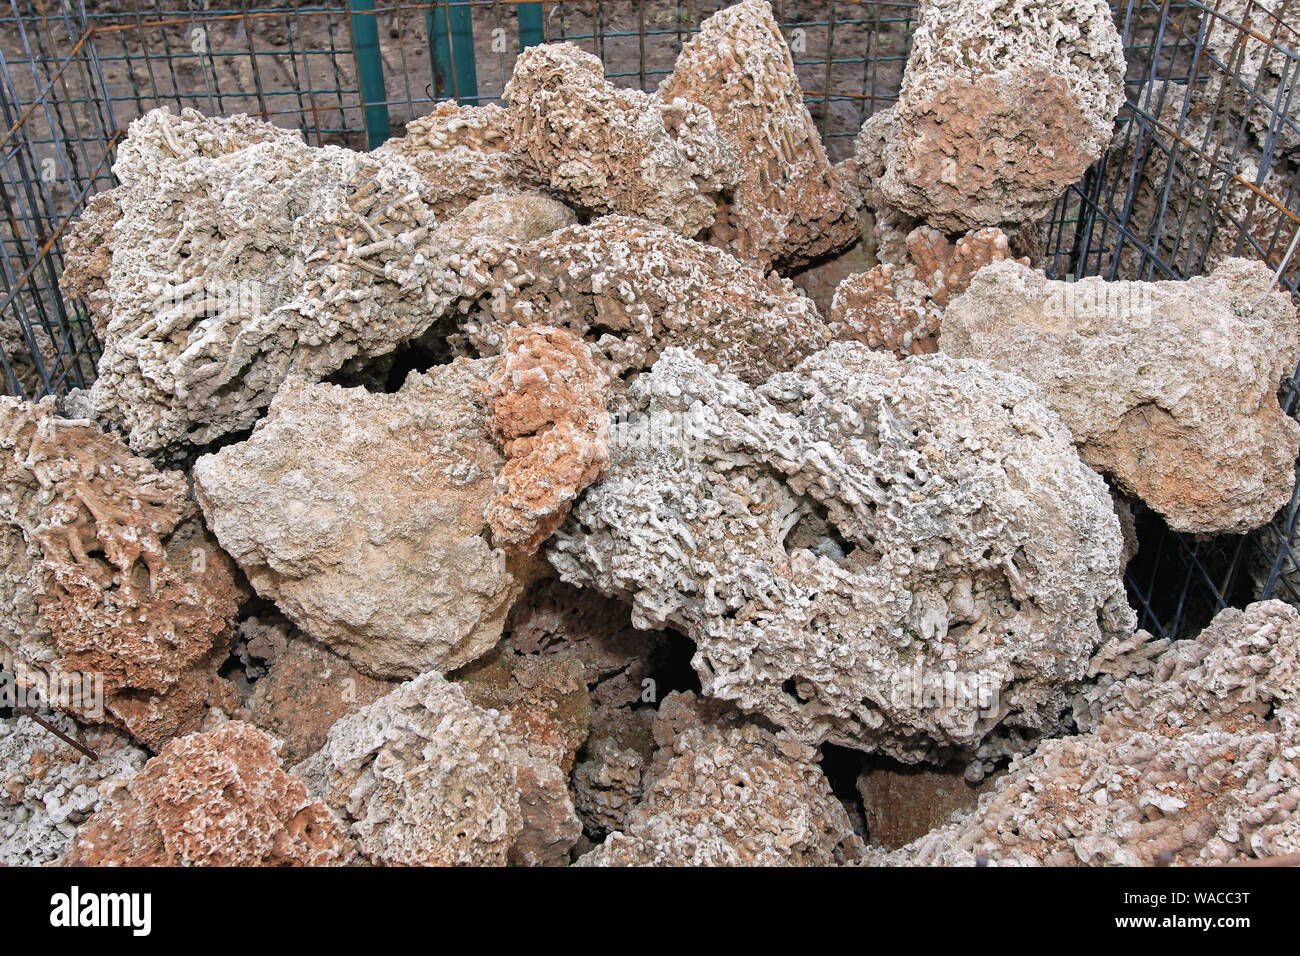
[478,325,611,553]
[505,43,734,237]
[373,102,547,217]
[872,601,1300,866]
[856,761,997,849]
[578,692,865,865]
[455,216,830,389]
[506,578,671,709]
[790,241,874,319]
[570,704,657,839]
[548,345,1135,763]
[83,107,569,459]
[0,398,242,748]
[940,258,1300,533]
[194,360,538,680]
[63,721,353,866]
[830,226,1025,356]
[879,0,1125,231]
[295,670,523,866]
[0,715,146,865]
[246,635,397,766]
[660,0,859,269]
[455,646,592,866]
[58,191,120,340]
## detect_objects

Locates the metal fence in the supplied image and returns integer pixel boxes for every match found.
[1,0,1299,638]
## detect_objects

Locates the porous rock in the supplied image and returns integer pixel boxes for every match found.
[84,107,569,459]
[63,721,354,866]
[505,42,735,237]
[454,215,831,389]
[193,360,538,680]
[548,345,1135,764]
[940,257,1300,534]
[478,325,611,553]
[871,601,1300,866]
[295,670,524,866]
[856,761,997,849]
[660,0,859,269]
[0,715,146,866]
[578,692,865,866]
[879,0,1125,231]
[0,398,242,749]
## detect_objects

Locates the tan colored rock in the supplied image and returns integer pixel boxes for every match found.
[872,601,1300,866]
[660,0,859,269]
[940,258,1300,533]
[505,43,735,237]
[247,636,397,765]
[295,670,524,866]
[578,692,865,866]
[506,578,671,709]
[456,646,592,866]
[0,398,242,749]
[790,242,874,319]
[374,102,547,217]
[880,0,1125,232]
[478,325,611,553]
[570,704,657,839]
[830,226,1025,356]
[58,191,119,340]
[63,721,354,866]
[455,216,830,389]
[194,360,540,680]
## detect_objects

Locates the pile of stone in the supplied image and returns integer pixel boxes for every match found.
[3,0,1298,867]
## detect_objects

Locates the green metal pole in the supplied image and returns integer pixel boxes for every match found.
[348,0,390,148]
[517,3,545,50]
[428,0,479,104]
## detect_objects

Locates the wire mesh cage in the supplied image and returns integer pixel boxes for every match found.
[1,0,1298,640]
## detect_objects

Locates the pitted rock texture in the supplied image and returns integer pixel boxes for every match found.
[0,716,146,866]
[879,0,1125,232]
[506,578,671,709]
[58,190,120,340]
[850,107,919,269]
[63,721,354,866]
[505,43,735,238]
[571,704,657,839]
[479,325,612,553]
[455,646,592,866]
[548,345,1135,763]
[454,216,830,389]
[940,258,1300,534]
[830,226,1024,357]
[247,635,397,766]
[295,670,523,866]
[857,761,997,849]
[578,692,865,866]
[0,398,242,749]
[871,601,1300,866]
[194,360,538,680]
[660,0,859,269]
[1203,0,1300,159]
[373,101,548,216]
[83,107,567,459]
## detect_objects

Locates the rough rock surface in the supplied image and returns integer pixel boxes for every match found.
[58,191,120,340]
[0,398,242,748]
[194,360,537,680]
[857,761,997,849]
[791,242,874,319]
[455,646,592,865]
[64,721,354,866]
[295,670,523,866]
[0,715,146,865]
[374,102,547,217]
[578,692,865,865]
[872,601,1300,866]
[940,258,1300,534]
[247,635,397,765]
[549,345,1135,764]
[830,226,1024,356]
[660,0,859,269]
[506,578,671,709]
[880,0,1125,231]
[505,43,735,238]
[454,216,831,389]
[479,325,611,553]
[84,107,568,458]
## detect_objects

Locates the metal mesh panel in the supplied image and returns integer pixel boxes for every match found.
[1,0,1299,639]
